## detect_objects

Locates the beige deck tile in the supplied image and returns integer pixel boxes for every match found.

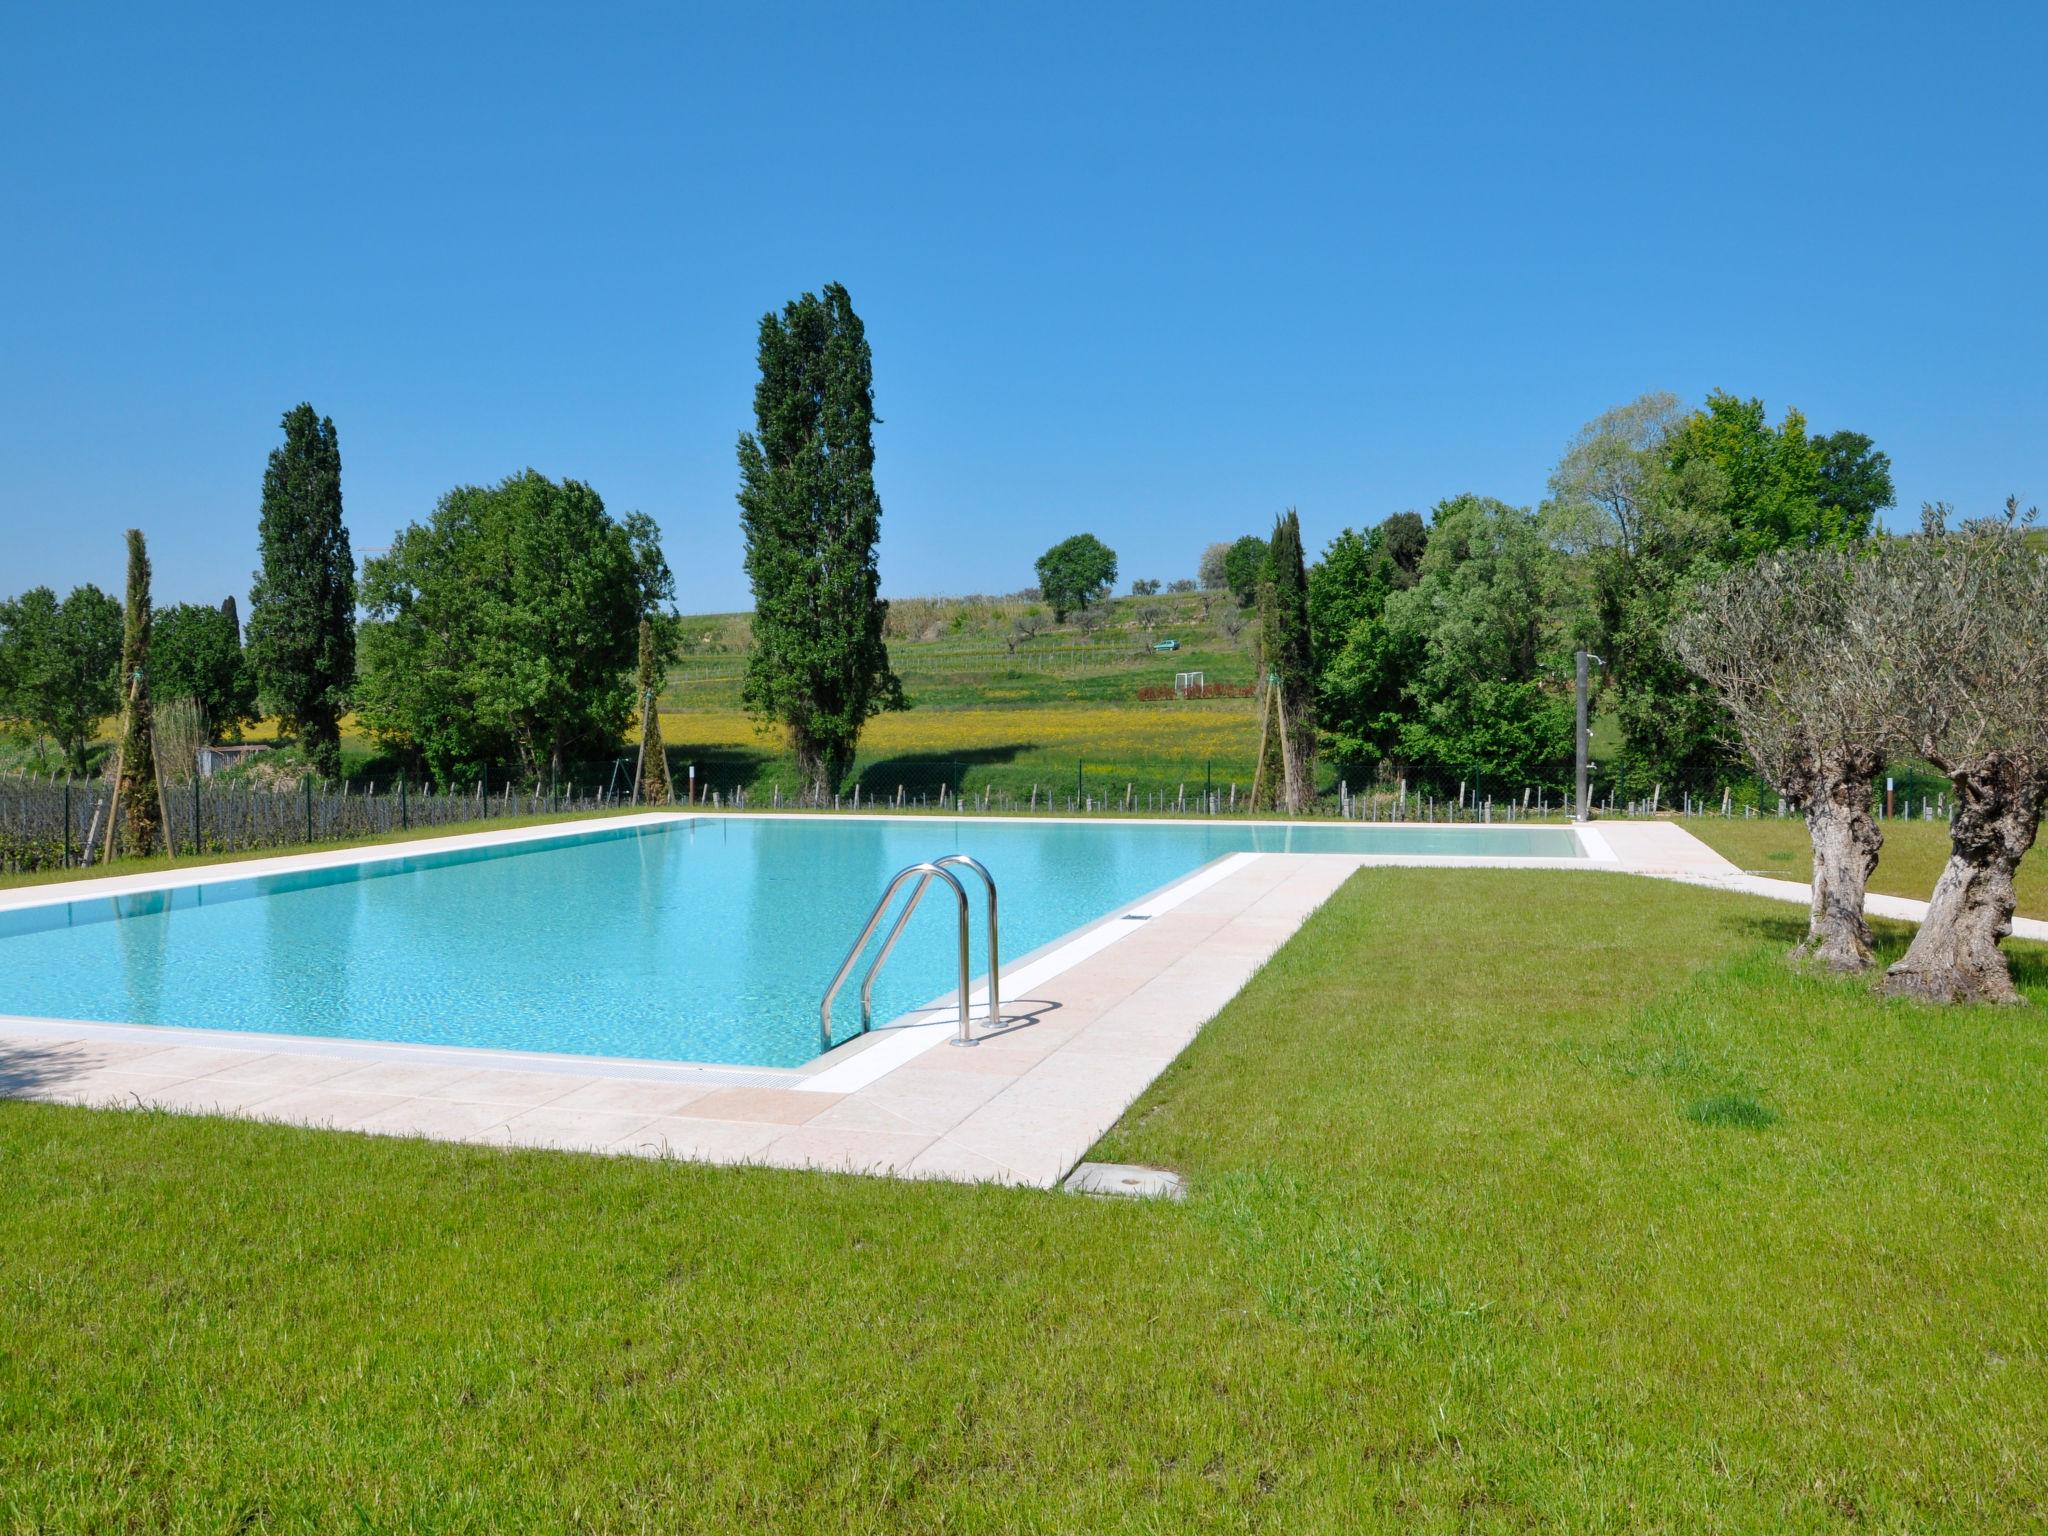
[191,1053,363,1090]
[806,1072,1011,1136]
[920,1125,1080,1188]
[352,1098,518,1141]
[495,1107,661,1152]
[900,1139,1038,1186]
[890,1035,1060,1076]
[433,1069,596,1108]
[246,1085,413,1129]
[610,1115,787,1162]
[109,1044,276,1079]
[0,1039,178,1076]
[675,1086,840,1125]
[13,1068,201,1105]
[542,1078,719,1117]
[757,1125,936,1175]
[1038,1027,1195,1066]
[318,1061,485,1097]
[121,1078,290,1116]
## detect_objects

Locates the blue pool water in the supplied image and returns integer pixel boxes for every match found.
[0,817,1580,1067]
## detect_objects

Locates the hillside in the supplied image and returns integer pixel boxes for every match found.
[658,589,1271,803]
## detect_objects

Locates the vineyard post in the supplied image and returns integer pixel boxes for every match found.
[63,780,72,867]
[304,776,314,844]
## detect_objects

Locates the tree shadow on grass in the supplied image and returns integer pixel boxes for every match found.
[853,746,1030,798]
[2006,941,2048,996]
[1724,905,2048,996]
[650,744,779,797]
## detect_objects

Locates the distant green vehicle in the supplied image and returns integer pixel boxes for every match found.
[1152,638,1180,652]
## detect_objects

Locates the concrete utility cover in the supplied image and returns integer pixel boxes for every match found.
[1063,1162,1186,1200]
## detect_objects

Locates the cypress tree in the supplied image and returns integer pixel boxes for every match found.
[1264,508,1318,812]
[220,593,240,644]
[636,618,671,804]
[116,529,161,856]
[248,403,354,778]
[737,283,904,797]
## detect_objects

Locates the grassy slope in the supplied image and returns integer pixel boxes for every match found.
[4,870,2045,1531]
[662,591,1270,797]
[1684,815,2048,922]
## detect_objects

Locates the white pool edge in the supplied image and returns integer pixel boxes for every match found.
[0,811,1606,1089]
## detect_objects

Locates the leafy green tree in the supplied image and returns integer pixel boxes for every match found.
[1035,534,1118,622]
[737,283,904,795]
[1306,512,1427,664]
[247,404,355,777]
[1663,391,1893,557]
[1547,392,1735,795]
[1377,510,1428,584]
[1308,513,1430,772]
[1262,509,1317,811]
[153,602,256,736]
[115,530,160,855]
[0,584,122,771]
[1222,534,1270,606]
[1548,391,1894,797]
[1382,496,1575,783]
[1316,615,1419,770]
[356,470,673,786]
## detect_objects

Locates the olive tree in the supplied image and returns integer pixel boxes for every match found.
[1867,503,2048,1004]
[1671,548,1895,972]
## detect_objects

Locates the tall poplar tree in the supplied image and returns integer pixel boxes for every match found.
[635,617,671,804]
[737,283,903,795]
[116,529,161,856]
[248,403,355,778]
[1265,508,1318,812]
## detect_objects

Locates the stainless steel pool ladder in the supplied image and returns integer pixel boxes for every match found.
[819,856,1001,1054]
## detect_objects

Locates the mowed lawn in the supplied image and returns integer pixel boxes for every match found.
[1687,815,2048,921]
[3,870,2045,1531]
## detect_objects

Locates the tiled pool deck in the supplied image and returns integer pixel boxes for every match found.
[5,815,2032,1187]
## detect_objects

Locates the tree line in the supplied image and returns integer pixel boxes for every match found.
[0,403,677,852]
[1176,390,1901,798]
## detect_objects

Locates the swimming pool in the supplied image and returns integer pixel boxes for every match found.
[0,815,1585,1068]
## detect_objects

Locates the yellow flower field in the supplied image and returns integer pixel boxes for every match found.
[654,703,1257,760]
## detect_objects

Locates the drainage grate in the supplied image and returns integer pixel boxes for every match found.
[1062,1162,1186,1200]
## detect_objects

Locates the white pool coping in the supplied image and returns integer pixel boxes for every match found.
[0,811,1666,1185]
[0,811,1596,1081]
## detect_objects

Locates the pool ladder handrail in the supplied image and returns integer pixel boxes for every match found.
[862,855,1000,1041]
[819,857,1001,1054]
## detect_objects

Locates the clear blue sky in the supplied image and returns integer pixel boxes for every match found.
[3,2,2042,615]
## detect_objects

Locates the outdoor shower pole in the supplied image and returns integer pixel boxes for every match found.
[1574,649,1590,823]
[1573,651,1604,822]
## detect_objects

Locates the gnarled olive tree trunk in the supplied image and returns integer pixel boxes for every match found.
[1796,759,1884,973]
[1883,755,2043,1005]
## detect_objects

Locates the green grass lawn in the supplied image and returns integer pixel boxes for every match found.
[1684,815,2048,922]
[4,869,2044,1529]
